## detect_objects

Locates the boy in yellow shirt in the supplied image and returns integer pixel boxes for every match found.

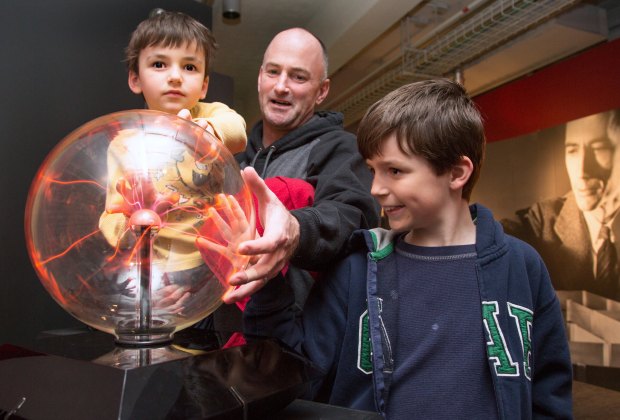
[98,10,248,316]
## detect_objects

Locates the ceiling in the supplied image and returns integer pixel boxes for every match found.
[204,0,618,130]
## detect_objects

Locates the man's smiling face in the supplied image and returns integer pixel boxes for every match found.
[257,29,329,141]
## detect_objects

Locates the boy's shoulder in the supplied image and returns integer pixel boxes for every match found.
[470,202,552,276]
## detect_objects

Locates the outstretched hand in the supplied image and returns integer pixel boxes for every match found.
[223,167,300,303]
[195,193,254,293]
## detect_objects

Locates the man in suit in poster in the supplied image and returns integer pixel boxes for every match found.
[503,109,620,300]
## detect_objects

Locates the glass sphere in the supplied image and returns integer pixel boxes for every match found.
[25,110,255,345]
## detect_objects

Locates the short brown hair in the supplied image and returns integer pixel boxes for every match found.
[357,79,485,200]
[125,10,217,77]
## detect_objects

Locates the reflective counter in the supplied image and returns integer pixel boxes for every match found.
[0,329,379,419]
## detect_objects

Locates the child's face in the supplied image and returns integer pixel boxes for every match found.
[366,134,453,234]
[128,41,209,115]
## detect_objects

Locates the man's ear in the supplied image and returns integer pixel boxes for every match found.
[200,75,209,100]
[450,156,474,191]
[128,71,142,94]
[315,78,330,105]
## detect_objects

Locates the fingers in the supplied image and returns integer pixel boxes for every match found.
[237,235,280,255]
[240,166,260,183]
[154,284,189,310]
[222,279,268,304]
[241,167,276,202]
[171,291,191,314]
[193,118,215,136]
[194,118,209,129]
[237,168,299,258]
[206,205,233,240]
[216,194,235,227]
[196,236,227,256]
[228,268,252,287]
[186,116,216,139]
[177,109,192,120]
[228,256,284,286]
[196,238,239,279]
[226,194,250,234]
[201,194,251,244]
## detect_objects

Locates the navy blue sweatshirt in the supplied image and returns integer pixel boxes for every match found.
[244,204,573,419]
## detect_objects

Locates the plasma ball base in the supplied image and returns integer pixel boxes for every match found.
[0,330,321,420]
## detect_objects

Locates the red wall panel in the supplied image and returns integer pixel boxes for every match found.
[474,38,620,143]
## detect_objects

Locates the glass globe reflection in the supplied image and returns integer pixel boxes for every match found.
[25,110,255,345]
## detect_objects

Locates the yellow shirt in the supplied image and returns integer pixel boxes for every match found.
[99,102,246,272]
[190,102,247,155]
[99,128,224,272]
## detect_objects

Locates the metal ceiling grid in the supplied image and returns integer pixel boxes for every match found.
[335,0,582,125]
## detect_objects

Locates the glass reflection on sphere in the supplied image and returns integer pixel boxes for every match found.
[25,110,255,345]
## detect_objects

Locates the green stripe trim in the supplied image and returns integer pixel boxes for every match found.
[368,229,394,260]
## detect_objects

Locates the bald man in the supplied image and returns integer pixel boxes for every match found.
[227,28,380,306]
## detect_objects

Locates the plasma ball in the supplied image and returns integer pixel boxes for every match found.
[24,110,255,345]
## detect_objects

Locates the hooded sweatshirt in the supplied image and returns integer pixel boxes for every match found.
[244,203,573,419]
[236,111,380,271]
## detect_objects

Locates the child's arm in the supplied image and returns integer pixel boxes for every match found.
[189,102,247,155]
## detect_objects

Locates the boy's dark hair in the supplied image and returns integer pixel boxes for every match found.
[357,78,485,200]
[125,10,218,77]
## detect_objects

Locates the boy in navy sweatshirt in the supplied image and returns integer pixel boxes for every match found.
[243,79,572,419]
